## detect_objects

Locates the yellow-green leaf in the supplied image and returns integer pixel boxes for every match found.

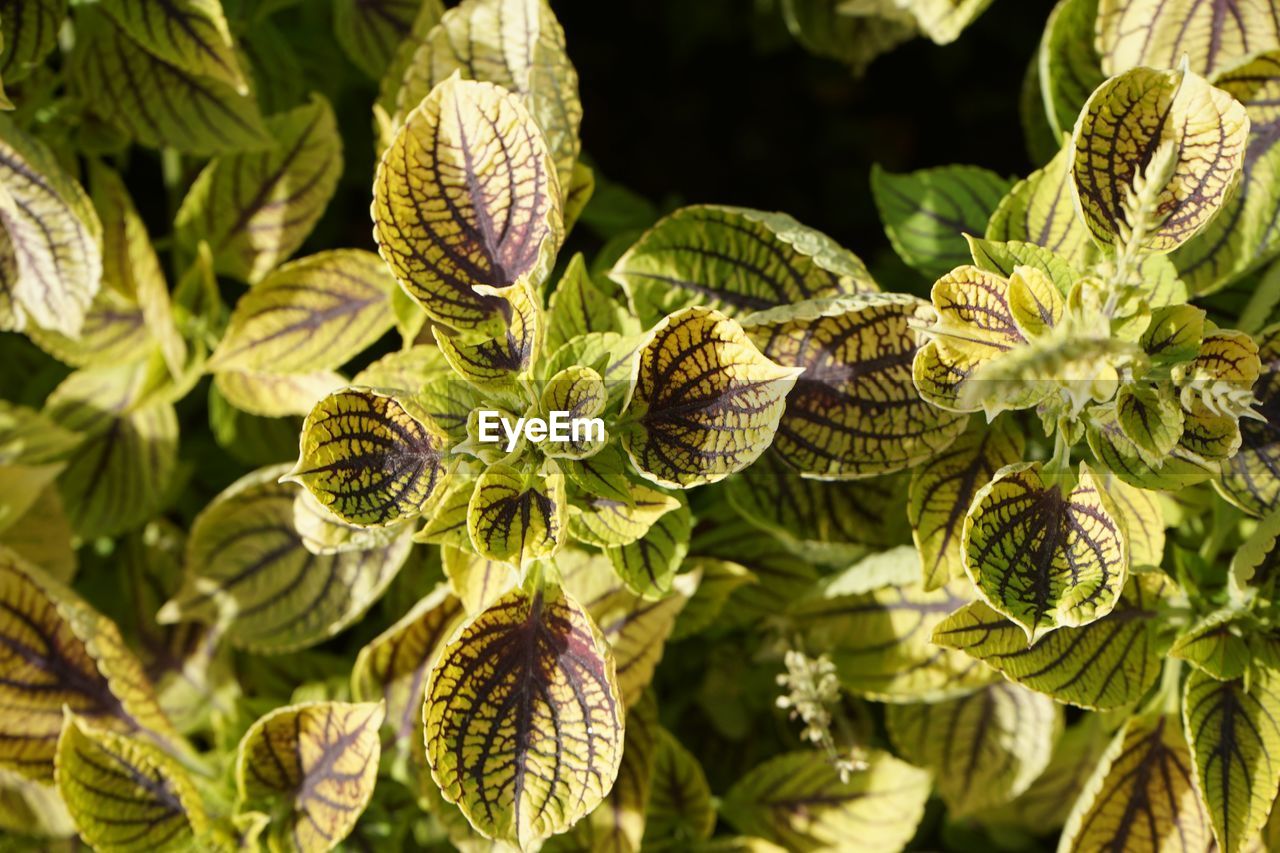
[1060,713,1211,852]
[99,0,245,92]
[962,461,1128,640]
[374,75,562,332]
[1183,667,1280,853]
[415,472,477,549]
[334,0,429,79]
[289,387,450,527]
[1096,0,1280,78]
[621,306,801,488]
[792,578,997,702]
[886,682,1061,817]
[743,292,967,479]
[965,234,1081,296]
[871,163,1013,279]
[605,500,691,600]
[55,714,206,853]
[0,399,79,465]
[1088,401,1218,490]
[236,700,384,853]
[1219,323,1280,516]
[909,422,1025,590]
[645,727,715,846]
[1038,0,1105,139]
[1170,610,1253,680]
[424,582,623,848]
[0,484,76,582]
[1072,65,1249,254]
[68,10,271,155]
[351,583,465,756]
[609,204,876,329]
[433,284,542,387]
[933,571,1172,709]
[721,750,931,853]
[1116,382,1184,462]
[441,544,518,614]
[1176,328,1260,461]
[0,546,179,782]
[467,459,565,565]
[545,253,638,355]
[0,767,74,837]
[159,466,414,653]
[292,489,407,556]
[1108,476,1166,566]
[979,717,1110,832]
[0,113,102,337]
[987,137,1096,267]
[0,0,64,83]
[176,94,342,283]
[351,343,455,391]
[568,482,681,548]
[214,368,346,419]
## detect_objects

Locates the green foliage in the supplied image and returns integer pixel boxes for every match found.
[3,1,1280,852]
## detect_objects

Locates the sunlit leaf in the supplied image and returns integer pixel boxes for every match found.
[1087,402,1218,490]
[910,421,1025,590]
[545,253,639,355]
[933,571,1171,709]
[374,75,562,332]
[887,682,1061,816]
[539,365,608,459]
[1096,0,1280,77]
[441,545,518,614]
[605,499,691,600]
[963,461,1128,640]
[176,94,342,283]
[610,204,876,329]
[292,489,407,556]
[1183,667,1280,853]
[721,750,931,852]
[236,701,384,853]
[351,343,455,391]
[1177,329,1260,461]
[289,387,449,527]
[979,717,1110,832]
[99,0,245,92]
[1170,610,1252,680]
[1038,0,1105,139]
[965,234,1081,297]
[987,138,1094,267]
[0,484,76,582]
[214,369,346,419]
[871,163,1012,279]
[55,714,206,852]
[433,285,542,387]
[621,306,801,488]
[159,466,414,653]
[1107,477,1166,566]
[424,582,623,848]
[1072,65,1249,253]
[468,458,566,565]
[567,482,680,548]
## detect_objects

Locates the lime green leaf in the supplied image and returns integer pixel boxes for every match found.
[1107,477,1166,566]
[1087,402,1218,490]
[645,727,715,845]
[559,548,696,706]
[721,750,931,853]
[0,400,79,465]
[373,0,445,117]
[609,205,876,329]
[987,138,1094,266]
[568,482,680,548]
[933,571,1171,709]
[45,365,178,540]
[671,557,756,641]
[0,484,76,582]
[424,582,624,848]
[900,0,995,44]
[1183,667,1280,853]
[1176,329,1259,460]
[391,0,581,194]
[292,490,407,556]
[351,343,454,391]
[965,235,1081,296]
[981,717,1110,832]
[1073,65,1250,253]
[210,250,396,374]
[545,253,637,360]
[781,0,916,75]
[621,306,801,488]
[0,768,74,837]
[872,163,1012,279]
[0,546,180,782]
[909,421,1025,590]
[433,285,542,387]
[414,472,476,549]
[68,10,271,155]
[334,0,427,79]
[351,584,465,756]
[1096,0,1280,77]
[468,459,566,565]
[99,0,246,92]
[963,461,1128,640]
[887,682,1061,816]
[743,293,967,479]
[374,75,562,332]
[176,94,342,283]
[1060,713,1212,850]
[0,0,64,83]
[1116,382,1184,462]
[1219,323,1280,516]
[413,374,485,446]
[1141,304,1206,366]
[538,365,608,459]
[792,579,997,702]
[0,113,102,337]
[55,715,207,853]
[441,545,518,614]
[1170,611,1252,680]
[1038,0,1105,139]
[605,499,691,600]
[236,701,384,853]
[289,387,450,527]
[159,466,414,653]
[214,369,346,419]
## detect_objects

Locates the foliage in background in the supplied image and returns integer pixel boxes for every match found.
[2,0,1280,852]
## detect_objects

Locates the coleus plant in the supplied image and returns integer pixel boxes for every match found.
[3,0,1280,853]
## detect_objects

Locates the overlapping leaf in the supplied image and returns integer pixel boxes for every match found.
[620,306,801,488]
[886,682,1061,816]
[55,715,207,852]
[605,500,691,600]
[433,285,542,387]
[1096,0,1280,77]
[335,0,429,79]
[986,138,1094,267]
[0,0,64,83]
[545,253,638,355]
[159,466,414,653]
[568,482,680,548]
[721,750,931,853]
[99,0,245,92]
[1072,65,1250,253]
[441,545,518,613]
[609,205,876,329]
[214,369,346,419]
[933,571,1171,709]
[424,582,623,848]
[236,701,384,853]
[468,459,566,565]
[981,718,1110,833]
[1219,323,1280,515]
[289,387,449,527]
[1170,611,1252,680]
[963,461,1128,640]
[1088,402,1218,490]
[373,76,562,331]
[1038,0,1105,139]
[176,94,342,283]
[645,727,715,846]
[871,163,1012,279]
[0,546,178,782]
